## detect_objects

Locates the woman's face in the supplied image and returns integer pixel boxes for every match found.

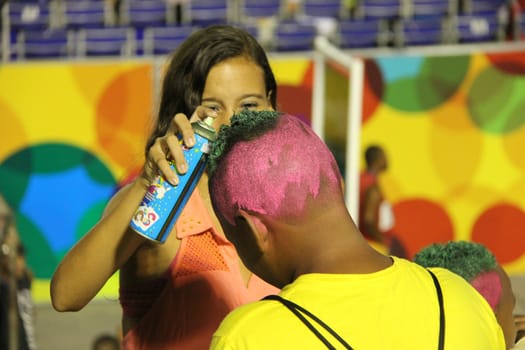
[201,56,273,130]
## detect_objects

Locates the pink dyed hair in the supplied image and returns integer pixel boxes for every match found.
[471,271,502,311]
[209,113,343,225]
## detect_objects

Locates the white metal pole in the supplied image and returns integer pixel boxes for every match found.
[312,36,364,221]
[314,35,353,68]
[345,58,364,224]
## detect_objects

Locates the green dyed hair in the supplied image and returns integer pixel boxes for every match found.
[413,240,498,281]
[208,109,281,175]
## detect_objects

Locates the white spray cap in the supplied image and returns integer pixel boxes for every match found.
[204,117,214,126]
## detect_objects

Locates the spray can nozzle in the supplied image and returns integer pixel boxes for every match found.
[204,117,214,127]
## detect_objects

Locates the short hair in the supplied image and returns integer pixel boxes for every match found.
[364,145,383,167]
[414,241,502,310]
[208,110,343,225]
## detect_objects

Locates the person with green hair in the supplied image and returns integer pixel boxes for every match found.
[414,241,524,349]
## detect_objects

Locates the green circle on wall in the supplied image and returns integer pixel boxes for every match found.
[382,55,470,112]
[468,67,525,134]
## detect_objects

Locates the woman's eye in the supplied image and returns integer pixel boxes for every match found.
[241,102,258,110]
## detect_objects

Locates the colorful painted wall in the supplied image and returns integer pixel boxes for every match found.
[0,57,313,303]
[358,51,525,273]
[0,61,156,302]
[1,50,524,303]
[323,50,525,273]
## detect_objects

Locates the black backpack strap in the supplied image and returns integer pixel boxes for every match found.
[427,269,445,350]
[263,294,353,350]
[263,270,444,350]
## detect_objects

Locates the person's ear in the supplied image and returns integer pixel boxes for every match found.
[236,209,270,251]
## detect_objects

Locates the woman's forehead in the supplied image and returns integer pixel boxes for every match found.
[205,57,264,87]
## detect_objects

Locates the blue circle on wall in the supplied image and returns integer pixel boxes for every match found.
[0,143,117,278]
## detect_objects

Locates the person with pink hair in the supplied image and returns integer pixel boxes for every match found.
[414,240,524,349]
[207,109,505,349]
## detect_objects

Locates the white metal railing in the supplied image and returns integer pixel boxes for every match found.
[311,35,364,223]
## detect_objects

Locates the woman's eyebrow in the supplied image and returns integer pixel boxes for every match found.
[239,93,265,99]
[201,97,220,103]
[201,93,265,104]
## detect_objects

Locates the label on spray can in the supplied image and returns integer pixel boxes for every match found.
[130,119,216,243]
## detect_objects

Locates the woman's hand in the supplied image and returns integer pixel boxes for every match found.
[145,107,216,186]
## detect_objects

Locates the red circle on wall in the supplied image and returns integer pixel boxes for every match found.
[486,52,525,75]
[471,203,525,265]
[362,60,383,124]
[392,198,454,259]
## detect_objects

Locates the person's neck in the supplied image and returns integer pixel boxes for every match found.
[298,236,391,278]
[287,209,392,278]
[197,174,222,237]
[366,167,380,176]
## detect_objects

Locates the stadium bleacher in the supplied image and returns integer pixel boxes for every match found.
[0,0,523,60]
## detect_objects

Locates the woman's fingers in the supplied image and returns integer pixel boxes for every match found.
[147,138,178,185]
[145,108,217,186]
[174,113,195,148]
[166,132,186,176]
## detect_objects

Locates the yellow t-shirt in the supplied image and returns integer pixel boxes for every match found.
[210,257,505,350]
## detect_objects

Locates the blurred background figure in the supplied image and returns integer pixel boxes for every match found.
[0,194,37,350]
[414,240,524,350]
[92,332,120,350]
[165,0,188,24]
[359,144,407,258]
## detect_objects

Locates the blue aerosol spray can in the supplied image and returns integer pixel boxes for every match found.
[130,117,216,243]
